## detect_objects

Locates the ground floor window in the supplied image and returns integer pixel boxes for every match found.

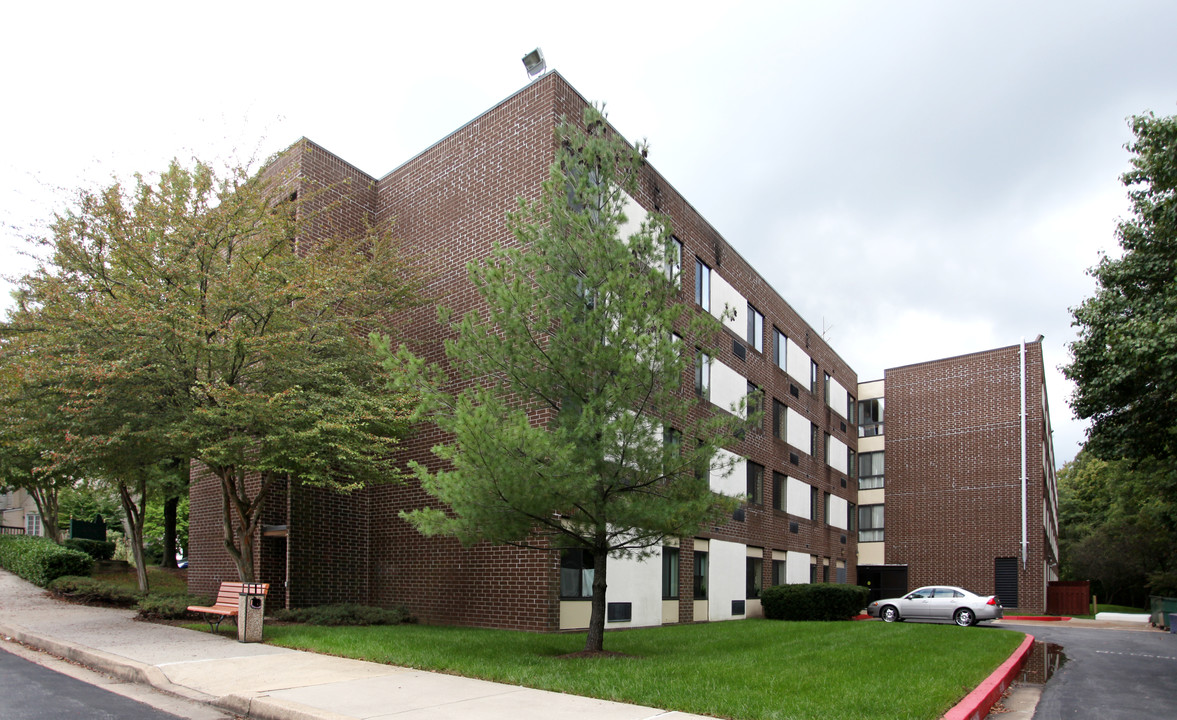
[25,513,41,537]
[772,559,786,585]
[662,547,679,599]
[746,557,763,598]
[560,549,594,598]
[694,551,708,599]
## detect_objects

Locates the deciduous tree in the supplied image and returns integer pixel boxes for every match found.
[1066,111,1177,463]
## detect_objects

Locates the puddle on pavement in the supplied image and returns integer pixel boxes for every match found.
[1021,640,1067,684]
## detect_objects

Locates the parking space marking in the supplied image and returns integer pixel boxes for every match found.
[1095,650,1177,662]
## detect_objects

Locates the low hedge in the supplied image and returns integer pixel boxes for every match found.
[63,538,116,561]
[136,593,211,621]
[47,575,141,606]
[761,583,870,621]
[271,603,415,626]
[0,535,93,586]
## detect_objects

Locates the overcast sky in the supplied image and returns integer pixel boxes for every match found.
[3,0,1175,466]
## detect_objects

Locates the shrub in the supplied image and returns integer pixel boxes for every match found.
[137,594,211,621]
[47,575,141,606]
[271,603,415,626]
[760,583,870,621]
[0,535,94,586]
[63,538,116,561]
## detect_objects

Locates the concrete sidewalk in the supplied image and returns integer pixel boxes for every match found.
[0,570,708,720]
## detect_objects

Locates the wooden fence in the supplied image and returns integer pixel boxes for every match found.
[1047,580,1090,616]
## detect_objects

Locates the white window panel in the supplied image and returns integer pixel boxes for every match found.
[826,376,848,419]
[603,551,663,628]
[709,448,745,496]
[786,337,811,387]
[786,477,811,519]
[709,271,746,338]
[828,495,849,531]
[785,407,810,453]
[786,551,811,584]
[708,539,747,621]
[710,359,747,419]
[827,435,848,474]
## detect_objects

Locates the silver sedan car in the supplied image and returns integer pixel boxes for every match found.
[867,586,1003,626]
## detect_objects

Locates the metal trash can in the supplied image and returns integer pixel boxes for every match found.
[237,583,267,643]
[1169,614,1177,635]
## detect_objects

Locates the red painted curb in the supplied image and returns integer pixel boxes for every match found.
[1004,615,1070,621]
[942,633,1035,720]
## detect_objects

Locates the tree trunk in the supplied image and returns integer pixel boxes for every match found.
[29,487,62,543]
[117,477,150,594]
[159,495,178,568]
[584,546,609,653]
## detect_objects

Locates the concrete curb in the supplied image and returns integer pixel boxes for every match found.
[1004,615,1070,622]
[942,633,1035,720]
[0,620,217,706]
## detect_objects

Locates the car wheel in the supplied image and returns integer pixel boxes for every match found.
[954,608,975,627]
[881,605,899,623]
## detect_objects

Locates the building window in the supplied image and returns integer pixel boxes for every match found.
[662,547,679,599]
[859,451,884,489]
[772,471,787,512]
[666,236,683,285]
[859,504,884,543]
[773,399,787,442]
[810,423,819,457]
[809,557,818,584]
[823,432,832,465]
[695,350,711,400]
[747,303,764,352]
[823,491,831,524]
[772,559,786,586]
[773,327,787,370]
[747,382,762,427]
[747,461,764,505]
[25,513,41,537]
[694,258,711,312]
[847,394,856,424]
[848,502,856,532]
[693,551,708,599]
[810,360,818,393]
[824,372,831,404]
[848,448,856,479]
[822,560,830,583]
[746,557,763,599]
[858,398,884,437]
[810,486,819,522]
[560,549,594,598]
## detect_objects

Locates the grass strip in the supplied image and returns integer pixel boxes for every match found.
[263,619,1024,720]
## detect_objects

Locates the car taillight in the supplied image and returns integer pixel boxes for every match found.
[987,597,998,606]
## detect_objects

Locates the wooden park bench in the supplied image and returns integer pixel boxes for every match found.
[187,581,269,633]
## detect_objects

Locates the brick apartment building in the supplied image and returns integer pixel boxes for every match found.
[188,71,859,631]
[856,341,1061,613]
[188,71,1059,626]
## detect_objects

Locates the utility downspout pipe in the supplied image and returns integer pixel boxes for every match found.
[1020,338,1027,570]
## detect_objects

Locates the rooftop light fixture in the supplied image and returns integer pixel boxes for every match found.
[522,48,546,79]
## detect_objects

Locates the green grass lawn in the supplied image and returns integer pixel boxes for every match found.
[1070,602,1149,619]
[260,619,1024,720]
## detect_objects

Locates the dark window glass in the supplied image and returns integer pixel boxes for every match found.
[662,547,679,599]
[747,461,764,505]
[746,557,763,598]
[693,551,708,599]
[560,549,594,598]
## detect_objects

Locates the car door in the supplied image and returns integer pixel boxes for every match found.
[925,588,956,619]
[899,587,934,619]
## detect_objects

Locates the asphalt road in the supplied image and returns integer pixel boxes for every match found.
[0,642,231,720]
[995,622,1177,719]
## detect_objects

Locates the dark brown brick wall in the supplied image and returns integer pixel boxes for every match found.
[884,341,1053,612]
